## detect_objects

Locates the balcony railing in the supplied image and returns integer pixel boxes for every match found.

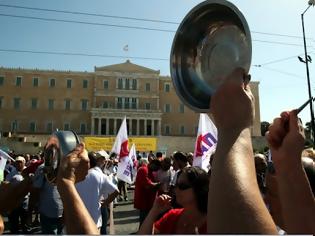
[91,107,162,114]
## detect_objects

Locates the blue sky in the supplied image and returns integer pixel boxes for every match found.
[0,0,314,124]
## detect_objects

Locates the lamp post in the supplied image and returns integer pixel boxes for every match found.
[300,0,315,146]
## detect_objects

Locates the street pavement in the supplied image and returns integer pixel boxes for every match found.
[111,189,139,235]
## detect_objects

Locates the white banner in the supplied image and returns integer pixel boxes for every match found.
[193,114,218,171]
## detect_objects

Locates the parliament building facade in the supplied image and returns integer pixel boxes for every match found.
[0,60,261,137]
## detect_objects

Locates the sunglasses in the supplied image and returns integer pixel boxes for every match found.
[176,182,192,190]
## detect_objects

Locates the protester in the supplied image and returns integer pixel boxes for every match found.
[6,156,29,234]
[266,110,315,234]
[207,68,277,233]
[55,142,99,234]
[254,153,268,194]
[76,152,119,233]
[169,151,190,206]
[134,158,160,227]
[117,179,128,201]
[31,141,64,235]
[156,157,174,195]
[170,152,190,187]
[138,166,209,234]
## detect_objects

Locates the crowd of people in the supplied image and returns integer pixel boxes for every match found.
[0,68,315,234]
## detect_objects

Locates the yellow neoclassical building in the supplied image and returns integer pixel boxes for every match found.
[0,60,261,137]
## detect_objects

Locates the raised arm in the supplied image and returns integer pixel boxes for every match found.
[207,68,277,234]
[266,111,315,234]
[56,143,99,235]
[138,194,172,234]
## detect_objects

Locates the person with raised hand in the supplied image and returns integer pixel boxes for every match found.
[266,110,315,234]
[56,142,99,235]
[207,68,277,234]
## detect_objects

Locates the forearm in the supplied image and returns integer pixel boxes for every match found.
[57,179,99,235]
[276,164,315,234]
[0,214,4,234]
[102,190,119,207]
[208,128,276,234]
[137,209,160,234]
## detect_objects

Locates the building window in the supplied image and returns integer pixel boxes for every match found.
[67,79,72,88]
[0,97,3,109]
[11,120,18,132]
[103,80,108,89]
[31,98,38,109]
[164,104,171,113]
[64,123,70,131]
[117,97,123,109]
[32,77,39,87]
[16,76,22,87]
[81,99,88,111]
[65,99,71,111]
[165,125,170,135]
[46,122,53,133]
[145,83,151,92]
[180,125,185,135]
[103,101,108,108]
[118,78,123,89]
[164,83,170,92]
[83,80,88,88]
[132,79,137,90]
[145,103,151,110]
[13,97,21,110]
[131,98,137,109]
[48,99,54,110]
[124,98,130,109]
[80,123,86,134]
[49,78,56,87]
[0,76,4,86]
[29,122,36,133]
[125,78,130,90]
[179,104,185,113]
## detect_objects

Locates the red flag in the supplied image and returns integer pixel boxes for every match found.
[111,117,129,160]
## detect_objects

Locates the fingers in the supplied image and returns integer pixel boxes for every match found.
[288,110,300,131]
[267,117,287,148]
[224,67,246,86]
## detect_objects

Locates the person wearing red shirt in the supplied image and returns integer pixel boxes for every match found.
[138,166,208,234]
[134,159,160,227]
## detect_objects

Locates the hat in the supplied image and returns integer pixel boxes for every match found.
[15,156,25,163]
[96,150,110,160]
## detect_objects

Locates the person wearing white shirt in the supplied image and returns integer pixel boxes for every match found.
[76,152,119,231]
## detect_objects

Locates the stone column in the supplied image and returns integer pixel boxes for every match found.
[91,117,95,135]
[129,119,133,135]
[144,119,147,136]
[151,120,155,136]
[136,119,140,136]
[114,119,117,134]
[98,118,102,135]
[157,119,161,136]
[106,118,109,135]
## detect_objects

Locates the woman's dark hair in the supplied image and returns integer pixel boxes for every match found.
[177,166,209,214]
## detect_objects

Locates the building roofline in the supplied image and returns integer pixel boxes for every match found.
[0,66,94,75]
